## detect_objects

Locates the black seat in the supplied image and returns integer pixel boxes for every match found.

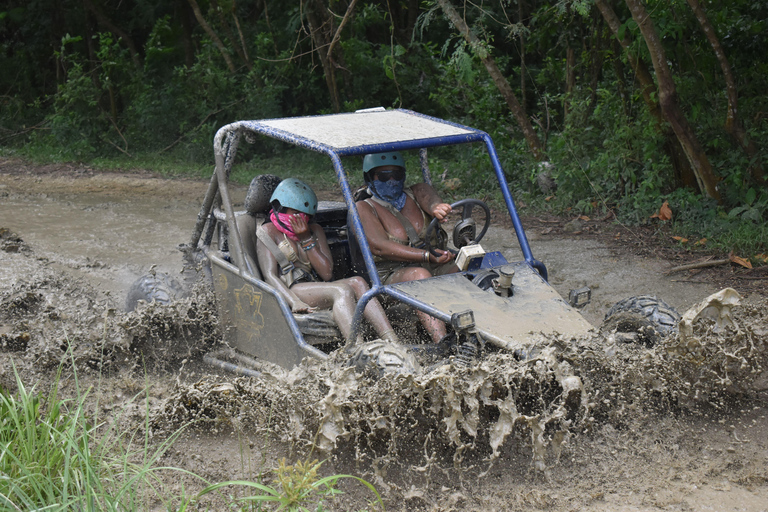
[235,174,282,278]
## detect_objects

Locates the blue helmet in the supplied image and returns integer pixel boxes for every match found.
[269,178,318,215]
[363,151,405,182]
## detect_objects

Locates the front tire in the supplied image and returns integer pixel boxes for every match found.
[601,295,680,347]
[345,340,420,378]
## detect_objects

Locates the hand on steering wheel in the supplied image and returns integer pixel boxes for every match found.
[424,199,491,256]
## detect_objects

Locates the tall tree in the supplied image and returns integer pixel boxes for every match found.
[302,0,357,113]
[81,0,141,69]
[685,0,764,186]
[187,0,236,72]
[436,0,544,160]
[595,0,698,190]
[625,0,721,201]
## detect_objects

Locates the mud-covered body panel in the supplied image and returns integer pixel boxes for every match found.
[389,262,593,351]
[208,252,326,369]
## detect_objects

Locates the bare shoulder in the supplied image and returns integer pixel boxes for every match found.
[259,221,281,242]
[355,199,377,217]
[410,182,434,194]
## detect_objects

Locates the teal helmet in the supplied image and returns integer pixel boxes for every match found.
[269,178,318,215]
[363,151,405,182]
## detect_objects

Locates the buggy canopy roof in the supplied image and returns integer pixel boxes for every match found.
[218,108,486,156]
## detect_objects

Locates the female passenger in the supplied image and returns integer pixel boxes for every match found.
[256,178,398,345]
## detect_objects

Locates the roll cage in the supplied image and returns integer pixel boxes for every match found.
[188,108,547,350]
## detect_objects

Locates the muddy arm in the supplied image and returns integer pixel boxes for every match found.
[411,183,451,220]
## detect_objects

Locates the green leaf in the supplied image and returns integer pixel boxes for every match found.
[745,187,756,206]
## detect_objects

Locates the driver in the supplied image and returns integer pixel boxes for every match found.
[355,151,457,343]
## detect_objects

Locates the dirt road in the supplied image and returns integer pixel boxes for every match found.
[1,158,767,511]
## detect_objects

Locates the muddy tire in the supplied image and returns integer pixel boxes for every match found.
[601,295,680,347]
[346,340,420,378]
[125,272,186,312]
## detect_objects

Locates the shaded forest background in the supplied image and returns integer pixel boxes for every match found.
[1,0,766,253]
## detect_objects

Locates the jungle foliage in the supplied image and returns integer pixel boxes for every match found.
[1,0,767,253]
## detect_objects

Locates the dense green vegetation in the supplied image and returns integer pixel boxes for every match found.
[1,0,766,256]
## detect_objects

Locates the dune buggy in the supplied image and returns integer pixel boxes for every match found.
[127,108,679,376]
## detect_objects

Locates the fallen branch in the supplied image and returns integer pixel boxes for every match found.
[665,258,730,274]
[0,122,49,143]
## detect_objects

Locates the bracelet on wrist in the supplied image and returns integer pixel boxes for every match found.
[301,241,317,251]
[423,251,430,264]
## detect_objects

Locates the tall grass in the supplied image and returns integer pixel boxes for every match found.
[0,360,383,511]
[0,363,198,511]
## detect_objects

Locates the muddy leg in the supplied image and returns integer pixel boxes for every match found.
[388,267,446,343]
[292,282,362,344]
[343,276,399,343]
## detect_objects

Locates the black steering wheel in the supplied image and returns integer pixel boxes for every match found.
[425,199,491,256]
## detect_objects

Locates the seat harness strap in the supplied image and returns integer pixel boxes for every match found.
[366,192,425,249]
[256,225,296,285]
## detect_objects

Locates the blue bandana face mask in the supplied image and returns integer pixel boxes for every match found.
[371,178,407,210]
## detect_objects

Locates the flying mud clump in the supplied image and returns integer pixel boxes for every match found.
[118,283,220,371]
[0,238,118,382]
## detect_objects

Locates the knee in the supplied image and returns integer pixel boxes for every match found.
[347,276,370,294]
[406,267,433,281]
[333,283,356,304]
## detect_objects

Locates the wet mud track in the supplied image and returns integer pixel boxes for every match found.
[1,158,767,511]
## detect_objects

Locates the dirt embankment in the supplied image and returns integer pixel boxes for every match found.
[1,157,767,511]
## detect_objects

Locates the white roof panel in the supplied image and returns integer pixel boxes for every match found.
[257,109,477,149]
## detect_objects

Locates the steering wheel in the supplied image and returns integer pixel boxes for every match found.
[425,199,491,256]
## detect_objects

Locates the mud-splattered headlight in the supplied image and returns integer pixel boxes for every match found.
[568,286,591,308]
[451,310,475,331]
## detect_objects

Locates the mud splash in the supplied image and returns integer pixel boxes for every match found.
[145,290,767,491]
[2,227,767,507]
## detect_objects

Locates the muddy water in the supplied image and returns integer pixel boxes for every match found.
[2,172,768,512]
[0,191,198,305]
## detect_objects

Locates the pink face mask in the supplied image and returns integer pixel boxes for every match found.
[270,210,309,241]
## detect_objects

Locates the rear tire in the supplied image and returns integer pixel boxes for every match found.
[601,295,680,347]
[345,340,420,378]
[125,272,186,312]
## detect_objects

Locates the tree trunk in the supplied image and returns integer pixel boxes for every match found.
[596,0,698,190]
[178,0,196,68]
[625,0,721,201]
[518,0,526,107]
[686,0,764,186]
[303,0,342,113]
[595,0,659,121]
[586,14,604,118]
[81,0,142,69]
[211,0,252,70]
[564,47,575,119]
[437,0,544,160]
[610,39,630,117]
[187,0,236,73]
